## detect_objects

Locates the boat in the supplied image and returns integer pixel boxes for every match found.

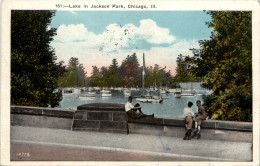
[114,87,123,91]
[174,92,182,98]
[100,89,110,93]
[80,87,88,93]
[86,91,96,96]
[136,95,163,103]
[93,87,101,91]
[123,90,131,97]
[78,90,97,99]
[181,93,194,97]
[160,89,166,94]
[101,90,112,97]
[81,90,96,96]
[73,88,81,94]
[62,88,75,96]
[168,89,177,93]
[135,53,163,103]
[78,94,96,100]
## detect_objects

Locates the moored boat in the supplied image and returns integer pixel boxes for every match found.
[123,90,131,97]
[136,95,163,103]
[101,90,112,97]
[62,88,75,96]
[78,94,96,100]
[181,93,194,97]
[160,89,166,94]
[174,92,182,98]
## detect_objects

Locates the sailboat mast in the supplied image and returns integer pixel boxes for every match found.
[142,53,145,95]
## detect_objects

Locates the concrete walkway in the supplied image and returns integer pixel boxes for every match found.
[10,126,252,161]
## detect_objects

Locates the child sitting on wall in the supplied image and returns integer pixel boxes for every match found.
[125,96,154,119]
[191,100,207,139]
[183,101,195,140]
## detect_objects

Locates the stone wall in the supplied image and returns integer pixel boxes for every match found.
[128,117,252,143]
[72,103,127,133]
[11,104,252,142]
[11,106,74,130]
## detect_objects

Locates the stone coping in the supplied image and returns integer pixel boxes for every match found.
[11,106,74,119]
[11,105,252,132]
[128,117,252,132]
[77,103,125,111]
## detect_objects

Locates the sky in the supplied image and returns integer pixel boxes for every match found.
[50,11,213,76]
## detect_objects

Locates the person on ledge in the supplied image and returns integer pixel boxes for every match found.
[191,100,207,139]
[125,96,154,119]
[183,101,195,140]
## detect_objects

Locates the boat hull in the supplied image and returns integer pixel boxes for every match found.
[101,93,112,97]
[136,97,163,103]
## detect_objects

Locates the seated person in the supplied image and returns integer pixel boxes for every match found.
[183,101,195,140]
[191,100,207,139]
[125,96,154,119]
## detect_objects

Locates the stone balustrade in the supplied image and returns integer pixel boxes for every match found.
[11,104,252,142]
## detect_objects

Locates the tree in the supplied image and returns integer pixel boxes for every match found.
[88,66,102,87]
[58,57,87,87]
[11,10,63,107]
[120,53,141,87]
[144,64,173,88]
[192,11,252,121]
[106,59,121,87]
[175,54,188,82]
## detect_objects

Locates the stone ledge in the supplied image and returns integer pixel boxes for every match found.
[77,103,125,112]
[11,114,72,130]
[128,117,164,125]
[128,117,252,132]
[43,109,74,118]
[11,106,43,116]
[129,123,252,143]
[11,106,74,119]
[163,118,185,127]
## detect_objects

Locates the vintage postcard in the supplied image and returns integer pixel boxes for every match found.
[1,0,260,165]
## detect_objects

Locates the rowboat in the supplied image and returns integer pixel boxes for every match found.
[101,90,112,97]
[123,90,131,97]
[136,95,163,103]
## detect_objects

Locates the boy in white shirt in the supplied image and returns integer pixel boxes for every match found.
[183,101,195,140]
[125,96,154,119]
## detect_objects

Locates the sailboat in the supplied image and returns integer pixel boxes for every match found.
[181,82,196,97]
[123,89,131,97]
[135,53,163,103]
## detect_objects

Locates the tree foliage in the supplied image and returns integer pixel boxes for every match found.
[120,53,141,87]
[191,11,252,121]
[87,53,175,88]
[175,54,202,83]
[11,10,63,107]
[58,57,87,87]
[145,64,173,87]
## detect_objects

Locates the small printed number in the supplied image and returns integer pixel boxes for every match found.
[16,152,30,157]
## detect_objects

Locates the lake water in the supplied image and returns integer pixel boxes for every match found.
[58,82,209,118]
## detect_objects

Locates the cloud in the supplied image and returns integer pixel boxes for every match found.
[137,19,175,44]
[46,25,51,31]
[54,24,96,43]
[52,19,176,52]
[68,11,78,15]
